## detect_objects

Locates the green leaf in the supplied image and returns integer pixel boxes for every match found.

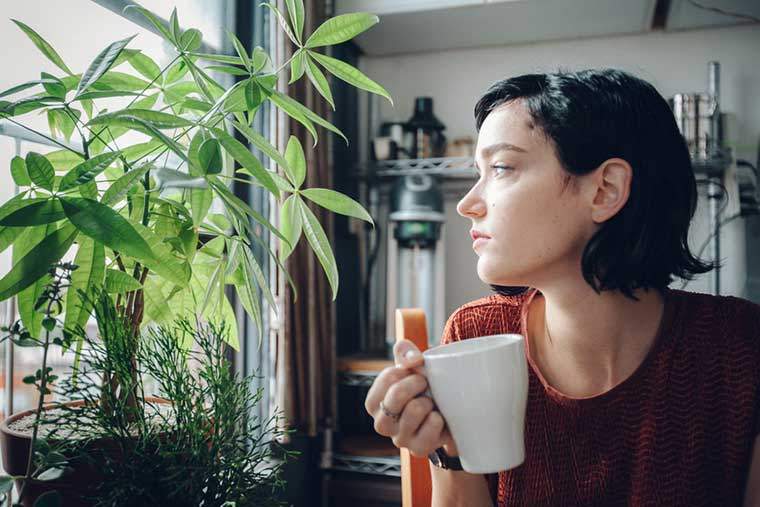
[0,96,62,118]
[60,198,155,263]
[164,81,200,110]
[212,128,279,198]
[279,194,302,261]
[309,50,393,106]
[59,152,121,192]
[125,6,174,43]
[0,192,28,252]
[112,48,141,68]
[285,0,306,43]
[305,13,378,48]
[227,30,252,72]
[79,180,98,199]
[0,79,54,99]
[245,79,262,112]
[95,115,189,162]
[41,317,56,332]
[271,91,348,145]
[289,51,306,85]
[205,64,250,77]
[11,156,31,186]
[16,224,56,338]
[74,35,136,99]
[261,3,300,47]
[37,467,66,482]
[170,8,181,42]
[128,220,191,287]
[89,108,193,129]
[252,47,273,74]
[101,164,150,206]
[105,269,142,293]
[181,98,212,113]
[95,71,151,91]
[164,60,189,85]
[284,135,306,189]
[0,199,65,226]
[190,187,213,227]
[74,90,142,100]
[232,121,290,174]
[242,245,277,315]
[199,138,223,175]
[233,271,262,337]
[298,198,338,300]
[40,73,66,99]
[266,171,295,192]
[63,237,105,333]
[191,52,244,65]
[142,277,175,324]
[46,150,85,172]
[0,224,77,301]
[26,152,54,191]
[12,20,73,75]
[127,52,161,81]
[301,188,373,224]
[304,54,335,110]
[180,28,203,52]
[209,178,291,248]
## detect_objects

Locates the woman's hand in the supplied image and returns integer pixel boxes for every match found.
[364,339,458,458]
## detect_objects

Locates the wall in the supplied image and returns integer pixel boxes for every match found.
[359,24,760,319]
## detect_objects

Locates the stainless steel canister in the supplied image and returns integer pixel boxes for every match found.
[670,92,718,161]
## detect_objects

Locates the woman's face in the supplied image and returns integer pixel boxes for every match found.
[456,100,596,288]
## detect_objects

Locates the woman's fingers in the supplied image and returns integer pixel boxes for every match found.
[364,339,448,458]
[393,395,435,447]
[393,339,424,371]
[371,372,429,437]
[406,409,447,458]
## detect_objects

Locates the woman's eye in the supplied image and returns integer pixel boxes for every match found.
[491,164,513,176]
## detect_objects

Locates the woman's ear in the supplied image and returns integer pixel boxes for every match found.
[589,158,632,224]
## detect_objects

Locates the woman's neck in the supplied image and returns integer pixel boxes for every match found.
[527,284,666,398]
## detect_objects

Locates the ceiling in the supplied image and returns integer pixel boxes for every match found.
[335,0,760,56]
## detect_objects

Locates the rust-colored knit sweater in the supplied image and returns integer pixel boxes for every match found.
[441,287,760,506]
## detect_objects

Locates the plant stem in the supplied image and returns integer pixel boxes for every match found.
[17,298,55,503]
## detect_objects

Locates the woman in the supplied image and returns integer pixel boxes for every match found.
[364,69,760,506]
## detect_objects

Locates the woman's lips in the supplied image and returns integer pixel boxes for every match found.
[472,237,490,250]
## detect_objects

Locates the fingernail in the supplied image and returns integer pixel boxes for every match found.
[404,349,419,360]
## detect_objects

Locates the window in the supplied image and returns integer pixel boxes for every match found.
[0,0,274,425]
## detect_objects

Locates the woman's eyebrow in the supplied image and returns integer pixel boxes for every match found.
[479,142,528,158]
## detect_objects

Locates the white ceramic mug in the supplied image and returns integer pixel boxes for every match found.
[421,334,528,473]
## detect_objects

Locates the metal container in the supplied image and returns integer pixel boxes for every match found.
[670,92,719,161]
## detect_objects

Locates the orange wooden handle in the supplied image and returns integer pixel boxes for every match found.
[395,308,432,507]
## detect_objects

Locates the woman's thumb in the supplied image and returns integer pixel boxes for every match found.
[393,339,423,368]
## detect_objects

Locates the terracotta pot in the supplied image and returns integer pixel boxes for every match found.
[0,397,170,507]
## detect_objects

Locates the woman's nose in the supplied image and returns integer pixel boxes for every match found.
[456,189,486,218]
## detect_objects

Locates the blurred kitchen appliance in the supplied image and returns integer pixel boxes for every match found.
[405,97,447,158]
[384,174,446,355]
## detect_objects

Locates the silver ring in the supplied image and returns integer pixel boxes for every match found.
[379,400,401,421]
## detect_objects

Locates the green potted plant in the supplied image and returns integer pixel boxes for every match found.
[0,2,390,505]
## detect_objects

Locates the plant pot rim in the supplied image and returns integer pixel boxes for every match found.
[0,396,171,440]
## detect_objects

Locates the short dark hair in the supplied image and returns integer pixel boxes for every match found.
[474,68,714,300]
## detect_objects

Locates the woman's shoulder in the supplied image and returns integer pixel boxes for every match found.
[441,289,534,344]
[669,288,760,361]
[670,288,760,339]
